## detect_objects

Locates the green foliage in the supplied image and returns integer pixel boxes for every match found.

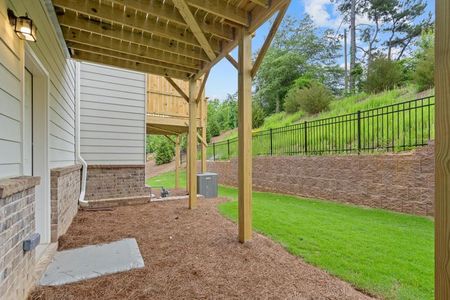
[364,57,404,93]
[284,81,333,115]
[252,101,266,129]
[413,29,435,92]
[207,95,238,137]
[254,15,342,114]
[155,138,175,165]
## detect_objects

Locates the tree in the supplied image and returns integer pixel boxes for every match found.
[284,81,333,114]
[254,15,342,114]
[155,138,175,165]
[382,0,433,61]
[364,57,404,93]
[412,29,435,91]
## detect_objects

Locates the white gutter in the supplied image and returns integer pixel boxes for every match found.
[75,62,89,206]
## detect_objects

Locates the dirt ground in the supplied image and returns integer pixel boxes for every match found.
[145,158,185,179]
[30,198,374,300]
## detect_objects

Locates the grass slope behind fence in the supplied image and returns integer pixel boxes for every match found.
[207,95,435,160]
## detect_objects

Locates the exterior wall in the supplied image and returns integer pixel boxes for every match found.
[207,145,435,216]
[0,177,40,300]
[0,1,78,299]
[80,62,146,165]
[7,0,77,172]
[85,165,150,201]
[50,165,81,242]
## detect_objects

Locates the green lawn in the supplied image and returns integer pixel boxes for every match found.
[147,170,434,300]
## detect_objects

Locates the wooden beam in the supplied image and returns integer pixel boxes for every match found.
[57,11,211,62]
[67,40,198,74]
[196,131,208,147]
[251,4,288,78]
[186,0,249,26]
[194,0,290,80]
[165,77,189,103]
[72,50,191,79]
[188,79,198,208]
[164,135,176,144]
[226,54,238,70]
[196,71,209,103]
[54,0,209,48]
[238,27,252,243]
[172,0,217,61]
[175,135,181,189]
[110,0,234,41]
[201,127,207,173]
[435,0,450,297]
[250,0,269,8]
[147,125,182,135]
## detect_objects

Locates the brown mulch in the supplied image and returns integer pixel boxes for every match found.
[30,199,374,300]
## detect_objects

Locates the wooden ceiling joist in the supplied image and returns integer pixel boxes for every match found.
[52,0,291,82]
[249,0,269,8]
[67,41,197,74]
[62,28,200,71]
[110,0,235,41]
[172,0,216,61]
[53,0,215,49]
[73,50,191,79]
[183,0,249,26]
[57,12,211,62]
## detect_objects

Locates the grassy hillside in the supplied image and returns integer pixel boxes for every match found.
[207,86,434,160]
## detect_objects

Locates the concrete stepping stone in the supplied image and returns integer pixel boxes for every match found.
[39,238,144,286]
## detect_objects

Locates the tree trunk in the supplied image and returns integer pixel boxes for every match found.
[350,0,356,93]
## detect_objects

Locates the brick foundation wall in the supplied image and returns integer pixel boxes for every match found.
[50,165,82,242]
[0,177,40,300]
[85,165,150,200]
[207,144,434,216]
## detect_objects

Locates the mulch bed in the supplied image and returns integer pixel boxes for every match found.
[30,198,374,300]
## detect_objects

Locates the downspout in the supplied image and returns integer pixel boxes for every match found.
[75,62,88,206]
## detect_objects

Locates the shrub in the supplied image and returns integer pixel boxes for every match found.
[252,101,266,129]
[284,81,332,114]
[155,139,175,165]
[208,117,221,137]
[365,57,404,93]
[413,45,434,92]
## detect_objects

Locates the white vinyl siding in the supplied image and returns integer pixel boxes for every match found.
[0,0,77,179]
[80,62,146,165]
[0,1,23,179]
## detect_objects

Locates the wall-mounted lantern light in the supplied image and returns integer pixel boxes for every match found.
[7,9,37,42]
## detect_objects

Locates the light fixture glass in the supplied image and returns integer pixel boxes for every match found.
[14,16,37,42]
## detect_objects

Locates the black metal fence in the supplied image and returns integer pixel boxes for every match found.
[207,95,435,160]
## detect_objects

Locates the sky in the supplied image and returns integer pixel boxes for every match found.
[205,0,435,100]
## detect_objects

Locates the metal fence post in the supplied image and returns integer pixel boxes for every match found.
[270,128,273,156]
[213,143,216,161]
[227,139,230,159]
[304,121,308,154]
[357,110,361,154]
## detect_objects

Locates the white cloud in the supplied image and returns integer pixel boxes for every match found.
[303,0,342,28]
[303,0,373,30]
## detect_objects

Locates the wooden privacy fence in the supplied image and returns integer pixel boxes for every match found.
[208,95,435,160]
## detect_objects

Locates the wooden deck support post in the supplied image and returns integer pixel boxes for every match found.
[188,79,198,208]
[186,133,189,192]
[238,27,253,242]
[175,135,181,189]
[200,92,207,173]
[435,0,450,298]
